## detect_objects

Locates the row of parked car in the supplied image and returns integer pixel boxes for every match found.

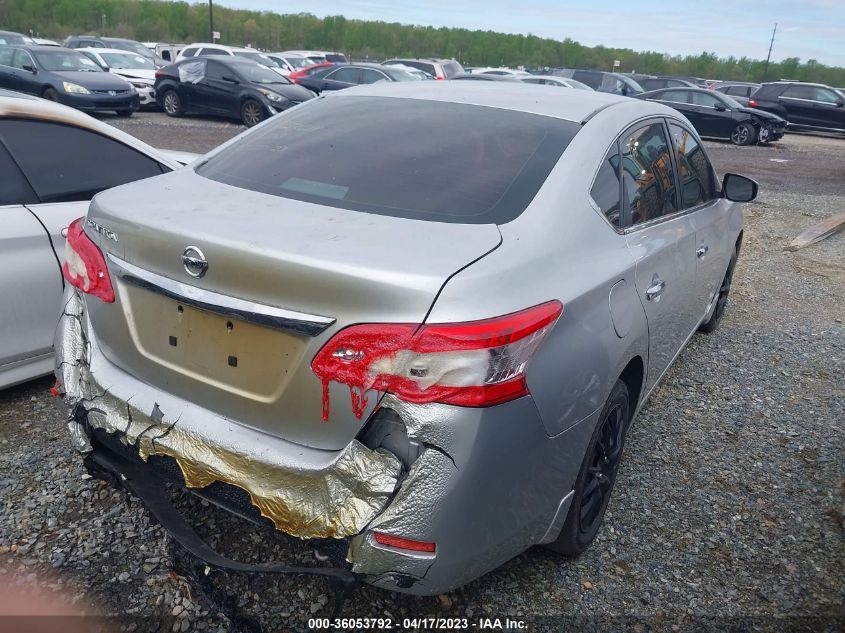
[2,28,843,139]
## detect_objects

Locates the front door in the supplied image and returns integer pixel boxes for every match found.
[620,120,698,391]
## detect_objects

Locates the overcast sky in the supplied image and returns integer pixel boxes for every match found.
[213,0,845,66]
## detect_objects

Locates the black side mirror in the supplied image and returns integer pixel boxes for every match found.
[22,64,36,73]
[722,173,758,202]
[714,102,727,111]
[221,74,239,83]
[836,101,844,108]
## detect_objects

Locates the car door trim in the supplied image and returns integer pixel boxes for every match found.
[106,253,336,336]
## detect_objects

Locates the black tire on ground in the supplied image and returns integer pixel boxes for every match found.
[699,248,738,334]
[240,99,265,127]
[116,109,133,117]
[545,379,630,557]
[162,89,183,117]
[730,122,756,146]
[42,87,59,102]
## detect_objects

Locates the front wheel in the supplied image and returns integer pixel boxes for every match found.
[240,99,265,127]
[162,89,183,117]
[42,87,59,102]
[730,122,756,146]
[699,248,737,334]
[545,380,630,556]
[115,109,133,118]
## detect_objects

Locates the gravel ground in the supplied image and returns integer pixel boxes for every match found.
[0,118,843,632]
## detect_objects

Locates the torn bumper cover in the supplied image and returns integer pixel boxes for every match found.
[55,289,402,540]
[55,288,592,596]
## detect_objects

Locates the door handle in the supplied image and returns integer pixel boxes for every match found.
[645,275,665,301]
[696,245,709,258]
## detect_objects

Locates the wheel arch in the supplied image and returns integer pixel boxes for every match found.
[618,355,645,412]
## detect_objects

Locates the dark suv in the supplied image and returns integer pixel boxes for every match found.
[750,82,845,133]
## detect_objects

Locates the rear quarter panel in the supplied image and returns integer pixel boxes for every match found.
[426,101,658,436]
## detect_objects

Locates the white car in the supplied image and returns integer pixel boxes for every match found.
[77,48,158,106]
[0,89,196,389]
[470,67,530,76]
[279,49,348,64]
[519,75,594,90]
[176,43,287,77]
[264,52,314,76]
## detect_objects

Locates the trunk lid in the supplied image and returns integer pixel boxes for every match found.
[85,169,501,450]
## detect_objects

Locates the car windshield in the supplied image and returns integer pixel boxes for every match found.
[197,96,580,224]
[284,56,312,69]
[718,93,744,109]
[109,40,154,58]
[0,33,26,45]
[383,67,427,81]
[234,51,279,67]
[34,50,103,72]
[100,52,154,69]
[239,63,291,84]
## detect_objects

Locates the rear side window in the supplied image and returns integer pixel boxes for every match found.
[573,71,600,89]
[590,141,622,228]
[659,90,689,103]
[621,122,678,226]
[0,141,37,205]
[182,47,198,58]
[327,67,360,83]
[197,96,580,224]
[0,47,13,66]
[668,123,717,209]
[199,48,228,56]
[0,120,166,203]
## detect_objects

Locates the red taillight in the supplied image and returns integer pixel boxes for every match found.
[748,98,759,107]
[373,532,436,553]
[436,76,445,80]
[62,218,115,303]
[154,70,165,78]
[311,301,562,420]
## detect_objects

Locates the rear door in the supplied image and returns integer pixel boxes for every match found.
[0,135,62,373]
[191,60,236,114]
[779,84,817,126]
[0,119,167,357]
[322,66,360,90]
[621,120,698,391]
[667,121,729,320]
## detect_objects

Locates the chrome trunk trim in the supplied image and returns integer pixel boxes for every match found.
[106,253,336,336]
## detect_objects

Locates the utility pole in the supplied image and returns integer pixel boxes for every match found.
[208,0,215,43]
[763,22,777,81]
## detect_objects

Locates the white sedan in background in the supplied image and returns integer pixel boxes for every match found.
[78,48,158,106]
[519,75,594,90]
[0,89,195,389]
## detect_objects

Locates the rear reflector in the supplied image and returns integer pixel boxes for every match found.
[373,532,436,553]
[62,217,115,303]
[312,301,563,420]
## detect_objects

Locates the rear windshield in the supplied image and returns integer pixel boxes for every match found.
[196,96,580,224]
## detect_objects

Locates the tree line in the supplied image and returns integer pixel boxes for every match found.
[2,0,844,86]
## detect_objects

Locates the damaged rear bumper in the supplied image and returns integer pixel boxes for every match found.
[55,288,600,596]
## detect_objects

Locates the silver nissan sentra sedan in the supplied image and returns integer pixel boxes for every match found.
[54,82,757,596]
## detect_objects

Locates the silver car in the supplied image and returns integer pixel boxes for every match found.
[0,88,193,389]
[54,82,757,596]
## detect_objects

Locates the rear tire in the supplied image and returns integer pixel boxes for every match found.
[240,99,265,127]
[699,248,737,333]
[162,89,183,117]
[545,380,630,556]
[42,87,59,102]
[730,122,756,146]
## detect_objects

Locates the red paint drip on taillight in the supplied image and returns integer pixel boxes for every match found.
[312,301,562,421]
